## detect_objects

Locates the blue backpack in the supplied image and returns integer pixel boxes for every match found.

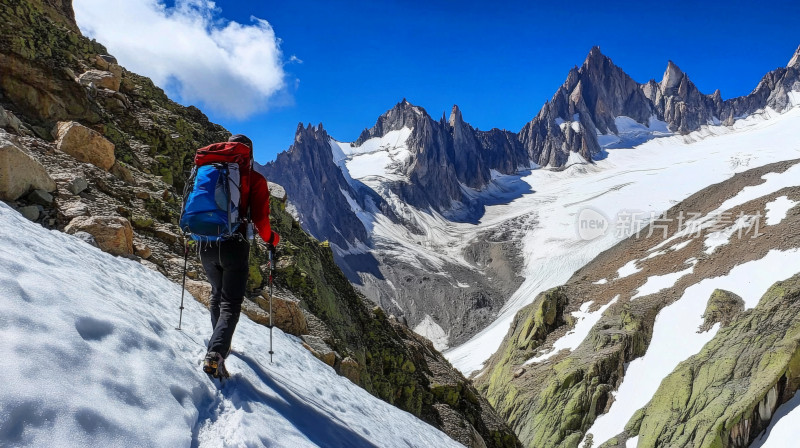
[180,162,243,241]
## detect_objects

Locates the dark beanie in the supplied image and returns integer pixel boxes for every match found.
[228,134,253,148]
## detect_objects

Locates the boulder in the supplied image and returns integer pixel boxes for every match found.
[55,122,115,171]
[58,200,89,219]
[18,205,40,221]
[94,54,118,69]
[301,335,338,367]
[242,300,271,327]
[26,189,53,206]
[257,290,308,336]
[66,177,88,195]
[133,241,152,259]
[78,69,121,92]
[0,106,24,133]
[0,137,56,201]
[65,216,133,255]
[339,356,361,384]
[268,182,287,202]
[185,279,212,306]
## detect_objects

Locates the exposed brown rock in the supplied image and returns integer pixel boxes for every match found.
[0,135,56,200]
[55,121,115,171]
[340,356,361,383]
[65,215,133,255]
[78,69,121,92]
[255,290,308,336]
[184,279,211,306]
[133,241,152,259]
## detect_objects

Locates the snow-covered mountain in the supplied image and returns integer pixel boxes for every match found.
[262,45,800,352]
[0,202,463,448]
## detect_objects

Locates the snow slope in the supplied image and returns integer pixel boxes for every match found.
[446,105,800,375]
[0,203,462,448]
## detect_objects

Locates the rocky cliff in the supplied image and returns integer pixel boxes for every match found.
[0,1,520,446]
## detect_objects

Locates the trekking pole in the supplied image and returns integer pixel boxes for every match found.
[176,240,189,331]
[268,246,275,363]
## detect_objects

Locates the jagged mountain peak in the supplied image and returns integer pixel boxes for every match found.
[661,60,686,91]
[579,46,625,79]
[355,98,429,145]
[789,44,800,68]
[448,104,463,127]
[583,46,608,66]
[293,121,329,144]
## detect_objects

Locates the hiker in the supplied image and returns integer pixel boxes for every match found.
[180,134,280,378]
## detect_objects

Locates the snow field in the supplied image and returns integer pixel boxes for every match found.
[0,203,463,448]
[584,248,800,446]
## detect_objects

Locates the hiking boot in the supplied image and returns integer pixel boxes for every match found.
[203,351,227,378]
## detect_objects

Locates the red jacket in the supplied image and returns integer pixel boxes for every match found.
[195,142,280,246]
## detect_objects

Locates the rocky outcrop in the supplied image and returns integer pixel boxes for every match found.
[630,274,800,448]
[55,121,116,170]
[253,289,308,336]
[699,289,744,332]
[302,335,339,367]
[78,69,121,92]
[789,45,800,69]
[65,215,133,255]
[0,134,56,200]
[30,0,77,31]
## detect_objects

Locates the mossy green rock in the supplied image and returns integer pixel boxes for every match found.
[699,288,745,332]
[477,287,654,447]
[630,274,800,447]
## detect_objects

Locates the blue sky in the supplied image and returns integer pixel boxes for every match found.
[76,0,800,163]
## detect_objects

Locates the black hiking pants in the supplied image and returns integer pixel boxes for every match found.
[200,238,250,357]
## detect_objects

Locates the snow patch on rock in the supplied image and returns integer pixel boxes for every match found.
[525,296,619,364]
[765,195,798,226]
[413,315,450,351]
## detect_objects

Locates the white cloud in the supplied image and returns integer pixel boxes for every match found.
[73,0,290,119]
